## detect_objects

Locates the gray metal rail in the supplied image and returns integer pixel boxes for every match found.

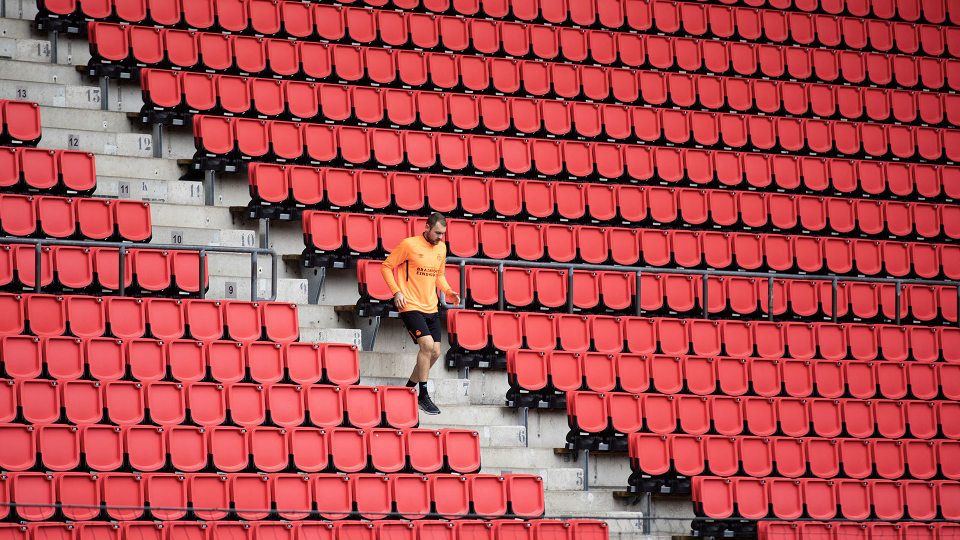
[1,237,278,302]
[442,256,960,327]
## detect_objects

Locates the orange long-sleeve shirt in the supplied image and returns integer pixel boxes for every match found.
[381,234,454,314]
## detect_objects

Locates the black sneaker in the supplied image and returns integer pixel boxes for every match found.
[418,393,440,415]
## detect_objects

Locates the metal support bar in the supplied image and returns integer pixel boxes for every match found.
[152,123,163,159]
[521,407,529,448]
[351,311,381,352]
[261,218,270,250]
[831,278,839,324]
[445,256,960,288]
[895,281,902,326]
[100,77,109,111]
[311,267,327,305]
[566,267,575,314]
[48,31,58,64]
[249,251,258,302]
[117,246,126,296]
[635,270,643,317]
[583,450,590,492]
[198,250,207,300]
[767,277,775,322]
[34,244,42,294]
[497,263,505,312]
[643,494,652,534]
[458,260,466,309]
[204,170,216,206]
[702,273,709,319]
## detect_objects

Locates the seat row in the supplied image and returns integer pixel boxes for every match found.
[304,210,960,280]
[505,349,960,405]
[0,422,481,475]
[759,521,959,540]
[41,0,637,31]
[193,116,960,178]
[707,0,956,24]
[0,293,300,343]
[629,433,959,484]
[0,100,41,146]
[443,263,959,322]
[0,519,607,540]
[616,0,954,56]
[88,23,960,93]
[0,147,97,195]
[4,378,415,430]
[0,194,152,242]
[446,310,960,366]
[113,0,957,69]
[154,70,958,136]
[67,0,959,29]
[400,0,959,27]
[0,471,545,522]
[291,3,957,60]
[565,391,960,448]
[256,162,960,219]
[155,74,960,159]
[0,335,358,385]
[1,244,208,296]
[692,476,958,521]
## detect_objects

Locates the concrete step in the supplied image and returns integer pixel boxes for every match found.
[296,304,342,330]
[94,177,205,205]
[414,404,522,428]
[0,53,86,84]
[0,78,101,109]
[546,490,645,520]
[475,467,584,492]
[0,14,37,38]
[459,425,526,449]
[147,202,246,231]
[1,1,41,21]
[361,377,471,407]
[204,275,307,304]
[0,64,142,113]
[0,36,60,63]
[0,14,90,66]
[148,226,251,248]
[298,327,361,348]
[33,105,193,158]
[0,19,93,66]
[472,447,582,470]
[357,352,463,380]
[35,124,195,158]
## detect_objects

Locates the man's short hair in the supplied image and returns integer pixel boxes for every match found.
[426,212,447,229]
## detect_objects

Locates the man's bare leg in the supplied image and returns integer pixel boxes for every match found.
[411,335,439,382]
[411,336,441,414]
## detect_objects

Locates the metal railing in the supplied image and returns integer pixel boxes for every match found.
[1,237,278,302]
[441,257,960,327]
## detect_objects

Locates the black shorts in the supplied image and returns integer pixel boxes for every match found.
[400,310,441,344]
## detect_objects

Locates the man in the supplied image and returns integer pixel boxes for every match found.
[381,212,460,415]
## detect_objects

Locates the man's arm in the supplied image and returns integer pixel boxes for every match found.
[380,241,406,296]
[436,253,460,305]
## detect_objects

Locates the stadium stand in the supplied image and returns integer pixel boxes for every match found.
[2,0,957,537]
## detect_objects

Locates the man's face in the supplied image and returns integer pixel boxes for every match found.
[424,223,446,245]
